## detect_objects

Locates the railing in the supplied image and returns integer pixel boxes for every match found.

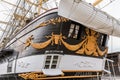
[102,58,116,80]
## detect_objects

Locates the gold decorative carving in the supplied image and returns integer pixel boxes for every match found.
[36,17,69,28]
[25,30,107,56]
[46,32,66,45]
[76,29,108,56]
[31,39,52,49]
[18,72,46,79]
[25,33,66,49]
[25,35,34,49]
[61,39,86,51]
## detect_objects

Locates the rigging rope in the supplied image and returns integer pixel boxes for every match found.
[100,0,116,9]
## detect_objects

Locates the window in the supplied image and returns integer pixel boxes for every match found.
[44,55,59,69]
[101,34,108,46]
[7,60,13,72]
[68,23,80,39]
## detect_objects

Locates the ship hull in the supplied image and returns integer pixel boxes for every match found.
[0,9,108,80]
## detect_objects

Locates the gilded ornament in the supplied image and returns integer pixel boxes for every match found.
[36,17,69,28]
[76,29,108,56]
[25,30,107,57]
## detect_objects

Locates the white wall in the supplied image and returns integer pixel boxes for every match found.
[108,36,120,53]
[59,55,104,71]
[16,55,45,73]
[0,62,8,74]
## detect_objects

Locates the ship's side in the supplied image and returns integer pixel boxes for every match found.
[0,9,108,80]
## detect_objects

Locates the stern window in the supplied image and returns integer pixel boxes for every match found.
[44,55,59,69]
[101,34,108,46]
[7,60,13,72]
[68,23,80,39]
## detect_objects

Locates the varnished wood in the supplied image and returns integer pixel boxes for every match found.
[93,0,103,6]
[19,71,102,79]
[62,70,102,72]
[37,75,101,79]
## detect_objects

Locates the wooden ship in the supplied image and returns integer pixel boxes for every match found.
[0,0,119,80]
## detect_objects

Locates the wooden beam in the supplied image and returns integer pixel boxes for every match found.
[25,0,38,6]
[0,28,6,32]
[37,75,101,79]
[38,0,43,15]
[25,0,48,11]
[62,70,102,72]
[18,71,101,79]
[93,0,103,6]
[0,20,15,26]
[1,0,34,14]
[13,13,29,20]
[0,21,9,25]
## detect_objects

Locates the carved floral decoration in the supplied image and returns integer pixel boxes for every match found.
[25,30,108,57]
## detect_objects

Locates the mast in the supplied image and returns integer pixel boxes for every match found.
[0,0,56,47]
[38,0,43,15]
[24,0,47,15]
[1,0,34,14]
[93,0,103,6]
[0,20,15,26]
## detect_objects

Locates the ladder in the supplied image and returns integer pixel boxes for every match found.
[102,58,116,80]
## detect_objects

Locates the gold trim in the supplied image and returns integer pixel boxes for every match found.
[25,35,34,48]
[36,17,69,28]
[61,38,86,51]
[25,30,107,56]
[18,72,46,79]
[19,71,101,79]
[76,29,108,56]
[38,75,101,79]
[46,32,66,45]
[31,39,52,49]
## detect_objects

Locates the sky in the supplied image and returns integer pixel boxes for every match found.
[0,0,120,53]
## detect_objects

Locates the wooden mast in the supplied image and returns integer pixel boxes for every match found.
[93,0,103,6]
[1,0,34,14]
[0,20,16,26]
[38,0,43,15]
[25,0,47,15]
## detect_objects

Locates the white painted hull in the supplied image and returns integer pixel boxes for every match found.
[0,54,104,75]
[58,0,120,37]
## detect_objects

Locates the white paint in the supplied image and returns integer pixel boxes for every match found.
[58,0,120,37]
[59,55,104,71]
[42,69,63,76]
[0,62,8,74]
[0,54,105,75]
[15,55,45,73]
[15,54,104,73]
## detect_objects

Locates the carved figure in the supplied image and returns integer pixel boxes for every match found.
[76,29,108,56]
[25,30,108,56]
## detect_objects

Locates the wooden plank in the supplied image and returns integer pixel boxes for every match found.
[37,75,101,79]
[93,0,103,6]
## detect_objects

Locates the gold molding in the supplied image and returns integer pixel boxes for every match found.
[61,38,87,51]
[18,72,46,79]
[25,30,107,56]
[31,39,52,49]
[25,35,34,49]
[19,71,101,79]
[36,17,69,28]
[76,29,108,56]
